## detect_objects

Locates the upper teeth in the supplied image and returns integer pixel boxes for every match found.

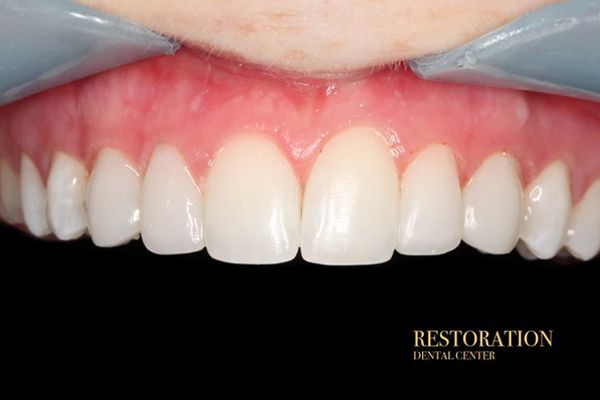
[1,130,598,264]
[87,148,142,248]
[204,134,301,264]
[520,161,571,260]
[301,127,400,265]
[141,144,204,255]
[462,153,523,255]
[20,154,50,237]
[0,157,23,225]
[396,143,463,256]
[46,152,88,241]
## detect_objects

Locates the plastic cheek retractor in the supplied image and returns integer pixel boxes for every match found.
[409,0,600,103]
[0,0,180,106]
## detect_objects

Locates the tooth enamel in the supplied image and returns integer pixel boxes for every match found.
[462,153,523,254]
[301,127,399,265]
[204,134,301,264]
[20,155,50,237]
[141,144,203,255]
[516,240,538,261]
[565,180,600,261]
[397,144,462,255]
[47,152,89,240]
[87,149,141,247]
[0,157,23,224]
[521,161,571,259]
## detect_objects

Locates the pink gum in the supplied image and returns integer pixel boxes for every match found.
[0,48,599,201]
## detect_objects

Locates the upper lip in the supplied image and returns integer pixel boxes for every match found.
[189,45,388,85]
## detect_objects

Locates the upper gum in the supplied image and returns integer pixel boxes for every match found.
[0,48,598,203]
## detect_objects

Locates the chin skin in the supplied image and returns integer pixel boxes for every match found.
[77,0,559,74]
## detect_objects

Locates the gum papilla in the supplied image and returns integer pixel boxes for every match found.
[0,48,599,201]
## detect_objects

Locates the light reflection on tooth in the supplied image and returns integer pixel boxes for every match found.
[565,180,600,261]
[301,127,400,265]
[0,157,23,225]
[47,152,89,240]
[462,153,523,254]
[87,148,141,247]
[521,161,571,260]
[141,144,204,255]
[20,154,50,237]
[397,144,462,255]
[205,134,301,264]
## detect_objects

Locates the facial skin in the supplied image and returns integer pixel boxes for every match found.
[78,0,559,74]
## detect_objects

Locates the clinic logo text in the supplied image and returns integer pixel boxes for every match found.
[412,329,554,361]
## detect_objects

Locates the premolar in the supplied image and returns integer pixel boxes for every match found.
[521,161,571,259]
[301,127,400,265]
[204,134,301,264]
[20,154,50,237]
[0,157,23,225]
[462,153,523,254]
[141,144,204,255]
[566,180,600,261]
[87,148,141,247]
[397,144,462,255]
[47,153,89,240]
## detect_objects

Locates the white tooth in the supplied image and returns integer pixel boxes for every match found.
[565,180,600,261]
[0,157,23,224]
[397,144,462,255]
[205,134,301,264]
[87,149,141,247]
[462,153,523,254]
[20,155,50,237]
[141,144,203,255]
[521,161,571,259]
[301,127,399,265]
[47,153,89,240]
[516,240,538,261]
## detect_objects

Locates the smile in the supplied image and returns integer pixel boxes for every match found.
[1,46,598,265]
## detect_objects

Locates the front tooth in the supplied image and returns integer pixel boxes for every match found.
[397,144,462,255]
[521,161,571,259]
[47,152,88,240]
[462,153,523,254]
[204,134,301,264]
[87,149,141,247]
[141,144,203,255]
[20,155,50,237]
[565,180,600,261]
[301,127,400,265]
[516,240,538,261]
[0,157,23,224]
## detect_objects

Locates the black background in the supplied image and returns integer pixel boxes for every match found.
[3,223,597,384]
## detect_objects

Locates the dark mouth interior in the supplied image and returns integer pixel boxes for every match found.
[4,221,595,379]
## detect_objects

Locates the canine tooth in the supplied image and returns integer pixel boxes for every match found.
[205,134,301,264]
[87,149,141,247]
[141,145,203,255]
[521,161,571,259]
[463,153,523,254]
[397,144,462,255]
[0,157,23,224]
[565,180,600,261]
[301,128,400,265]
[47,153,89,240]
[20,155,50,237]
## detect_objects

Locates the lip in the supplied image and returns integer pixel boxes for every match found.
[188,46,387,86]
